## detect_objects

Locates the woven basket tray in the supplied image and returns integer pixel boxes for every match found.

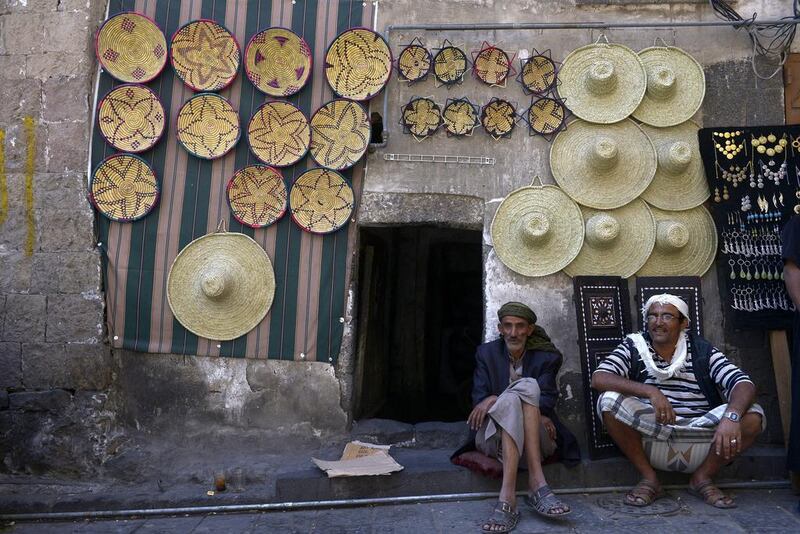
[245,27,312,97]
[97,83,165,153]
[247,101,310,167]
[309,99,370,170]
[90,153,160,222]
[290,168,354,234]
[227,165,287,228]
[325,28,392,101]
[170,19,240,91]
[96,11,167,83]
[401,97,441,139]
[176,92,240,159]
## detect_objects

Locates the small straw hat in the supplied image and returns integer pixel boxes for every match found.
[550,118,656,209]
[557,38,646,124]
[631,44,705,128]
[639,120,710,210]
[563,199,656,278]
[95,12,167,83]
[325,28,392,101]
[170,19,241,92]
[167,226,276,341]
[637,205,718,277]
[491,179,584,277]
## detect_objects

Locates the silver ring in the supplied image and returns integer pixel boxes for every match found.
[731,439,738,443]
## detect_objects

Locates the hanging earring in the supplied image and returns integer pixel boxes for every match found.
[722,185,730,201]
[714,187,721,202]
[729,259,737,280]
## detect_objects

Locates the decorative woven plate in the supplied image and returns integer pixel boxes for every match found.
[433,45,468,85]
[90,154,159,222]
[97,83,165,152]
[96,12,168,83]
[245,27,312,96]
[442,98,479,137]
[481,99,516,139]
[520,54,557,94]
[398,43,431,83]
[226,165,287,228]
[473,46,511,86]
[170,19,240,91]
[527,97,567,136]
[176,93,240,159]
[290,168,354,234]
[325,28,392,101]
[309,99,370,170]
[401,98,441,140]
[247,101,310,167]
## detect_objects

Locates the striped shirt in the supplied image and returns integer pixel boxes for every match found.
[593,335,753,417]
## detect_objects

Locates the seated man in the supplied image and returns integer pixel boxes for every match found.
[591,294,765,509]
[463,302,580,532]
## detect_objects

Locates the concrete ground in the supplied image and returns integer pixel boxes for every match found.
[1,488,798,533]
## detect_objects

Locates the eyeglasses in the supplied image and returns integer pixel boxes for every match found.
[646,312,678,323]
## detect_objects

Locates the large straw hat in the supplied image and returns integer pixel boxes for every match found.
[637,205,717,277]
[563,199,655,278]
[639,120,710,210]
[167,228,275,341]
[557,40,646,124]
[491,180,584,277]
[550,119,656,209]
[631,45,705,127]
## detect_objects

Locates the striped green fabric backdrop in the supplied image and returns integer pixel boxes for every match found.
[91,0,372,362]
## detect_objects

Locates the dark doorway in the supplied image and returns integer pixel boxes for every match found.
[354,225,483,423]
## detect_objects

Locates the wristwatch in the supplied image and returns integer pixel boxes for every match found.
[723,410,741,422]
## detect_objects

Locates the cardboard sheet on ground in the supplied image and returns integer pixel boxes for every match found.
[312,441,404,477]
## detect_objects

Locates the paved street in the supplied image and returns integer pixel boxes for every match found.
[2,488,798,533]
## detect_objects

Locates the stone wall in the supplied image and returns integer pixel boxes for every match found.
[0,0,117,474]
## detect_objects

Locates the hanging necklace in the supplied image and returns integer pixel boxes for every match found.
[713,131,744,159]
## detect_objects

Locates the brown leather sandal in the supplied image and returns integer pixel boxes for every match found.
[688,480,737,509]
[624,479,664,507]
[481,500,520,533]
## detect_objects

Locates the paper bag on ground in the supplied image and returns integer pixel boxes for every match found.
[312,440,404,477]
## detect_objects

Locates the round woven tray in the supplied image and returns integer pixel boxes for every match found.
[290,168,355,234]
[442,99,479,136]
[247,101,310,167]
[527,97,567,136]
[398,44,431,82]
[96,12,167,83]
[176,92,240,159]
[433,45,467,85]
[97,83,165,153]
[481,99,516,139]
[520,54,557,94]
[90,153,160,222]
[309,99,370,170]
[226,165,287,228]
[401,98,441,139]
[170,19,240,91]
[325,27,392,101]
[474,46,510,86]
[245,27,312,97]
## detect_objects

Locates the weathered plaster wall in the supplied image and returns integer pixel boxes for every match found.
[361,0,795,447]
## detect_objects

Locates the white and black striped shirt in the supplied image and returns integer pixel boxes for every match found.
[593,336,753,417]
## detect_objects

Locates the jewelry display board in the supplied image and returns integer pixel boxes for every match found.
[698,126,796,330]
[573,275,631,460]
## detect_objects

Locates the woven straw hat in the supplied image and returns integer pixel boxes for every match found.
[97,83,165,153]
[491,180,584,277]
[167,228,275,341]
[639,120,710,210]
[637,205,717,277]
[325,28,392,101]
[550,118,656,209]
[170,19,240,92]
[96,12,167,83]
[563,199,655,278]
[631,45,705,127]
[557,40,646,124]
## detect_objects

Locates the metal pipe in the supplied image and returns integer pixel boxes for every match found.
[371,16,800,152]
[1,479,789,523]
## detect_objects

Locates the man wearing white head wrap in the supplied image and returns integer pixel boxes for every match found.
[591,293,764,510]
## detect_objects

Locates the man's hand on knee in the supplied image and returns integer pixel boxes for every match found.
[468,395,498,431]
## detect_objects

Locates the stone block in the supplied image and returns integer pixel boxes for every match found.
[21,341,67,388]
[414,421,469,449]
[0,390,8,410]
[58,251,100,293]
[64,343,112,390]
[1,0,59,13]
[0,13,45,55]
[43,77,89,122]
[2,294,46,341]
[0,252,32,293]
[0,78,41,125]
[26,53,91,81]
[31,252,61,294]
[0,54,26,80]
[46,293,103,343]
[350,418,414,445]
[0,342,23,388]
[32,172,89,211]
[45,121,89,172]
[0,207,37,253]
[39,209,94,252]
[41,12,90,54]
[9,389,72,412]
[3,121,48,173]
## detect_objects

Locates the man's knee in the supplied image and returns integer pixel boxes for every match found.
[741,412,763,438]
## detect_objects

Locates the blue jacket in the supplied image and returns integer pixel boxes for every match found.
[453,338,581,466]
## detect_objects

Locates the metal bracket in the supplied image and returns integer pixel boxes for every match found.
[383,153,496,165]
